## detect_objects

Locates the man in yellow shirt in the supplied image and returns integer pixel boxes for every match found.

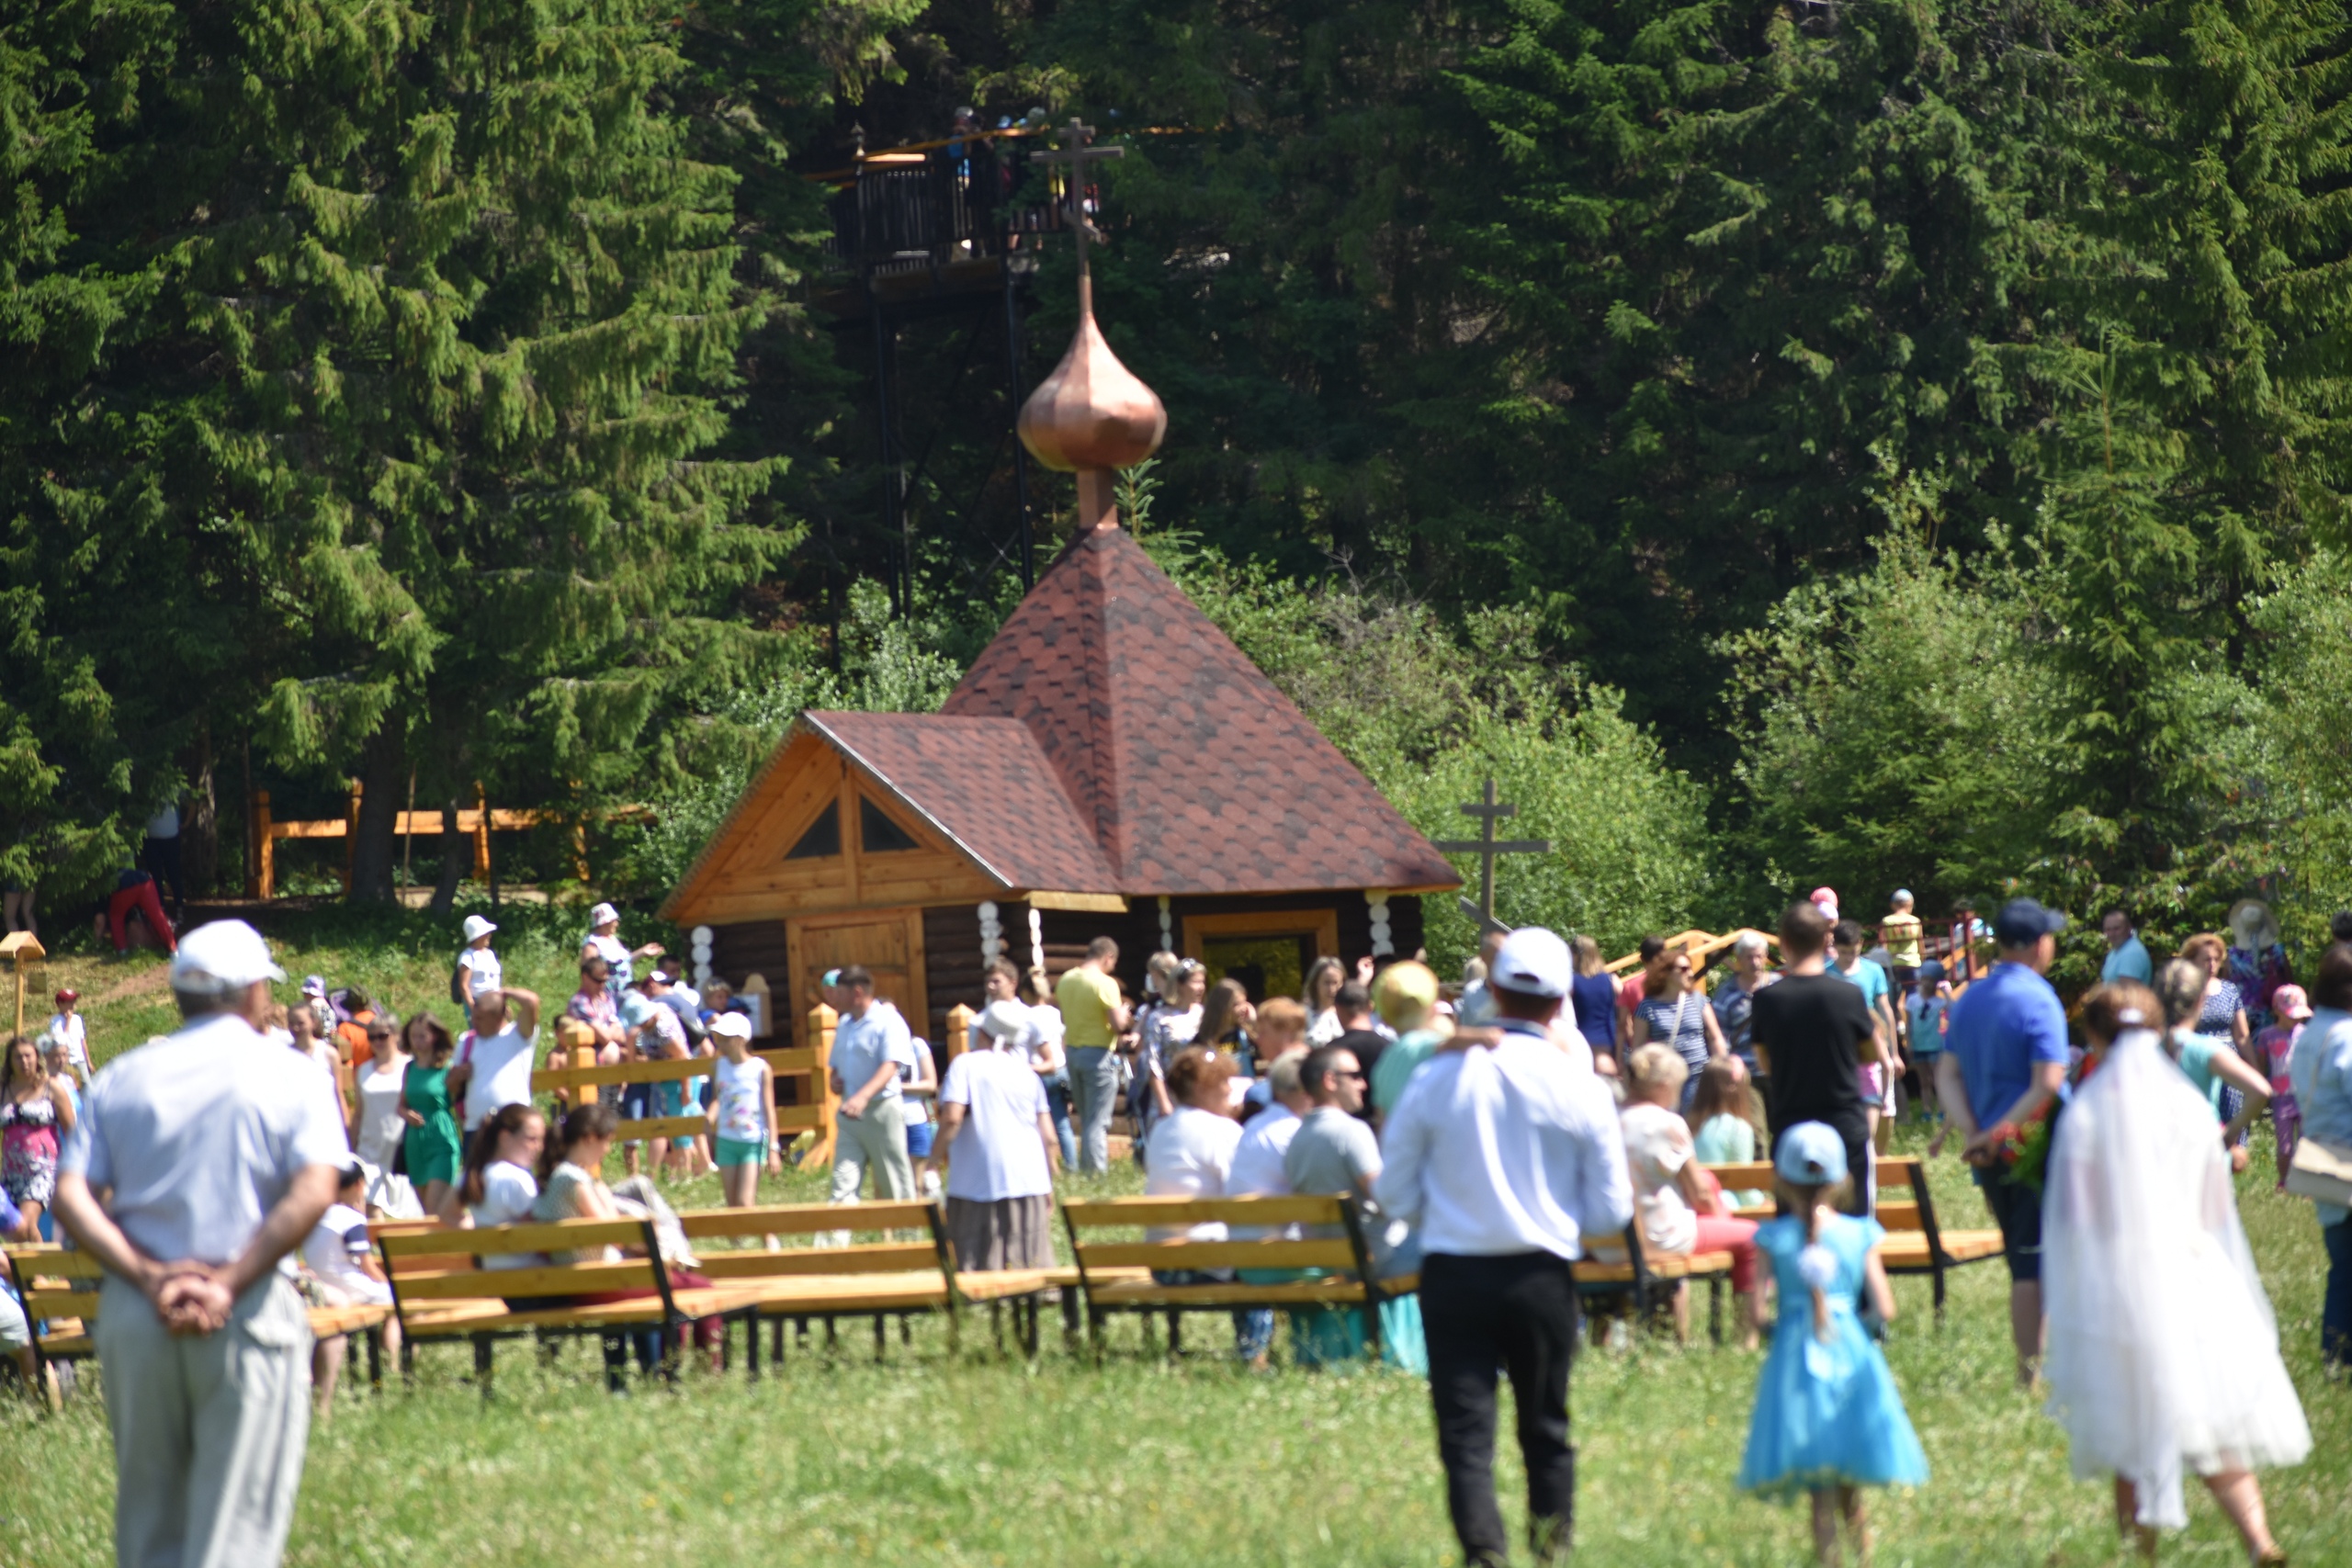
[1056,937,1131,1173]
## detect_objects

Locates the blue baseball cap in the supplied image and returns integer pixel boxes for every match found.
[1774,1122,1849,1186]
[1993,897,2068,946]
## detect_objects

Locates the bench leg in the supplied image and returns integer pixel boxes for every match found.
[989,1302,1003,1351]
[366,1326,382,1391]
[1088,1308,1106,1366]
[1166,1309,1182,1359]
[771,1317,785,1366]
[1710,1280,1724,1346]
[472,1335,494,1402]
[823,1317,837,1354]
[873,1315,887,1364]
[1060,1285,1081,1340]
[1022,1297,1041,1360]
[401,1335,415,1386]
[900,1313,912,1347]
[745,1313,761,1382]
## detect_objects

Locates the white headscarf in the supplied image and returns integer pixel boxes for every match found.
[2041,1027,2311,1528]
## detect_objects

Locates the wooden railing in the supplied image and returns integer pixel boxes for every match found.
[244,783,650,898]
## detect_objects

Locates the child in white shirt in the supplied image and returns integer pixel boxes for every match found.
[457,914,503,1017]
[45,989,88,1086]
[301,1165,400,1416]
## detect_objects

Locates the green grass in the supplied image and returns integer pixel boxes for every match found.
[5,910,2348,1566]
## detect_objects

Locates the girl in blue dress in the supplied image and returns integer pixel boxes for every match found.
[1738,1122,1929,1564]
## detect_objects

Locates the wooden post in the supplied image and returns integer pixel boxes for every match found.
[254,791,277,900]
[471,783,492,884]
[943,1003,976,1069]
[804,1000,840,1170]
[343,778,362,893]
[0,934,43,1038]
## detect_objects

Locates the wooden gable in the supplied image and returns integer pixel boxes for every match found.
[667,729,1007,925]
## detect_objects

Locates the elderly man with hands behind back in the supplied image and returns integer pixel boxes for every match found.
[52,919,350,1568]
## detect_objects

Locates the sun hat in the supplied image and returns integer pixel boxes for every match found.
[1489,928,1573,1000]
[462,914,498,942]
[588,901,621,929]
[1774,1122,1849,1187]
[2273,983,2313,1022]
[1992,897,2068,946]
[300,974,327,998]
[979,999,1032,1043]
[709,1011,752,1040]
[171,920,286,995]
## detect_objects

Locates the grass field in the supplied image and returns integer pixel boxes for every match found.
[2,909,2346,1566]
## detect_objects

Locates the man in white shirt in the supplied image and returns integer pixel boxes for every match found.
[1376,926,1633,1568]
[826,964,917,1203]
[53,920,348,1568]
[450,985,541,1133]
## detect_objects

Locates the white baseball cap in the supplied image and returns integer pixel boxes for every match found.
[171,920,286,994]
[709,1011,752,1040]
[588,901,620,928]
[1489,927,1574,1000]
[462,914,498,942]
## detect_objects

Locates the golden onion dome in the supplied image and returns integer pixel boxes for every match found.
[1016,295,1167,473]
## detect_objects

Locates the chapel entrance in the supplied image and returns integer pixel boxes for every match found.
[786,907,928,1031]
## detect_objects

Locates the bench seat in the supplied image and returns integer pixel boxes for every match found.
[1085,1276,1376,1311]
[1575,1248,1735,1285]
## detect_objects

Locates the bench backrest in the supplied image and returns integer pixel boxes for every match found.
[375,1216,664,1309]
[677,1201,944,1280]
[5,1244,102,1326]
[1702,1156,1944,1240]
[1058,1195,1366,1280]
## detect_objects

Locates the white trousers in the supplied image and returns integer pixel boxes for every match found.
[96,1272,313,1568]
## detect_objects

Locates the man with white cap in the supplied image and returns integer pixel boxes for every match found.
[582,901,662,1002]
[52,920,348,1568]
[1375,926,1634,1568]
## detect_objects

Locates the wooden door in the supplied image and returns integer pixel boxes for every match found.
[786,908,928,1038]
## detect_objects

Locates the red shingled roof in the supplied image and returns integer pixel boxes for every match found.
[941,522,1461,896]
[803,711,1120,892]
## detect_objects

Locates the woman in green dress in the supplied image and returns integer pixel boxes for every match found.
[397,1011,463,1215]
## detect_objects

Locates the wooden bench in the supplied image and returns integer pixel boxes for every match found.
[530,1049,831,1156]
[376,1215,751,1394]
[1573,1224,1737,1343]
[1060,1194,1399,1361]
[1704,1156,2004,1324]
[6,1243,394,1389]
[676,1200,1053,1362]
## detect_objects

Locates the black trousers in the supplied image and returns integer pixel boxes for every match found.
[1419,1250,1580,1566]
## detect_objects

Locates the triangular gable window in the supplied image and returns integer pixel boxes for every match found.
[785,802,841,861]
[860,795,921,854]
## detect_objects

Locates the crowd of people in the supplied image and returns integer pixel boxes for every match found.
[6,876,2348,1568]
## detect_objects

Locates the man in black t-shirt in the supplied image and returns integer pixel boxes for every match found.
[1329,980,1390,1125]
[1749,900,1878,1215]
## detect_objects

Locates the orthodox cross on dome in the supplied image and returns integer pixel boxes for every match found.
[1016,117,1165,533]
[1027,119,1125,289]
[1431,778,1550,936]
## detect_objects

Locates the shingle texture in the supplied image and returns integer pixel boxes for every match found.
[802,711,1120,892]
[939,523,1460,895]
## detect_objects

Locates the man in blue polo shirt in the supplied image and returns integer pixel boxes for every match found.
[1936,897,2071,1388]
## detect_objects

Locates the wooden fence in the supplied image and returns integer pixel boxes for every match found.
[244,782,650,899]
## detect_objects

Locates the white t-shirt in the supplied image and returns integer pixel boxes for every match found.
[584,931,631,992]
[45,1012,88,1076]
[60,1013,351,1267]
[1226,1102,1302,1241]
[1142,1105,1243,1241]
[472,1160,542,1270]
[458,947,503,999]
[302,1201,390,1304]
[938,1046,1052,1202]
[463,1024,539,1130]
[1619,1100,1699,1255]
[713,1054,772,1144]
[1026,1004,1065,1057]
[353,1057,409,1169]
[899,1037,936,1125]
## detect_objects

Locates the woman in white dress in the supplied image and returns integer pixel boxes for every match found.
[2042,980,2308,1564]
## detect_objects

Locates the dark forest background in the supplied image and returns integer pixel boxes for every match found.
[12,0,2352,970]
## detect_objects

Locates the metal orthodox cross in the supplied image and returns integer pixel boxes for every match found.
[1028,118,1125,277]
[1431,777,1551,936]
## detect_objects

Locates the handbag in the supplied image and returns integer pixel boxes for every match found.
[2284,1134,2352,1207]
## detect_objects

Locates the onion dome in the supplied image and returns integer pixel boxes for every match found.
[1017,291,1167,473]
